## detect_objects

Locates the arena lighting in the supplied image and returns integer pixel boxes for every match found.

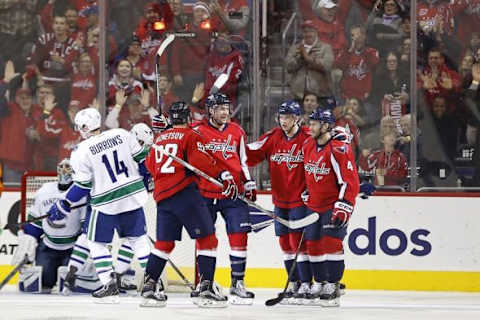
[153,20,166,31]
[199,19,212,30]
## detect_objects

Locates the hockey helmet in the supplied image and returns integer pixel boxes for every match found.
[130,123,154,147]
[57,158,73,187]
[309,108,336,124]
[278,100,302,116]
[168,101,191,125]
[74,107,101,139]
[205,93,231,110]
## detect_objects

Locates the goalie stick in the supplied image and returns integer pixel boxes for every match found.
[0,255,29,291]
[147,236,195,291]
[153,146,319,229]
[265,230,305,306]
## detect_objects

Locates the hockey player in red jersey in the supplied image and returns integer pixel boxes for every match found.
[246,100,312,303]
[142,101,237,308]
[193,93,256,304]
[302,108,359,307]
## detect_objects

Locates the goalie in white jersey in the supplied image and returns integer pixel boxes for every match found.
[47,108,151,303]
[12,159,88,293]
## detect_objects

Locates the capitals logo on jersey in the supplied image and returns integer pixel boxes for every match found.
[270,144,304,170]
[204,134,237,160]
[304,155,331,182]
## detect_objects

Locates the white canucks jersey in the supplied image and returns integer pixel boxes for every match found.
[70,128,148,214]
[28,182,87,251]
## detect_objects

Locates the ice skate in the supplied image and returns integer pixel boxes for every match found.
[319,282,341,307]
[140,276,167,308]
[294,282,311,305]
[280,281,300,305]
[116,271,137,296]
[194,280,228,308]
[62,266,77,295]
[92,273,120,304]
[229,279,255,305]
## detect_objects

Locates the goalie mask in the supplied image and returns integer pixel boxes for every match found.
[74,108,101,139]
[57,158,73,190]
[130,123,154,147]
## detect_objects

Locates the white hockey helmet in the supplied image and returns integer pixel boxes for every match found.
[131,122,154,147]
[74,108,101,139]
[57,158,73,187]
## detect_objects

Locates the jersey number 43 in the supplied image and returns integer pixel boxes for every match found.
[155,144,178,173]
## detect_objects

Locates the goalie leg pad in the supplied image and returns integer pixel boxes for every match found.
[19,266,42,293]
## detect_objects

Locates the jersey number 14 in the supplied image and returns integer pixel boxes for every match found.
[102,150,129,183]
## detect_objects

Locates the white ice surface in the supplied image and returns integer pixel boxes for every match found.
[0,286,479,320]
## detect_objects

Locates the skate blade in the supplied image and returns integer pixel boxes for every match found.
[320,298,340,307]
[197,299,228,308]
[93,295,120,304]
[61,287,72,296]
[120,289,138,297]
[140,298,166,308]
[229,296,253,305]
[279,297,295,305]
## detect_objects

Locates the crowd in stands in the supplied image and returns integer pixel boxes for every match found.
[0,0,250,185]
[285,0,480,189]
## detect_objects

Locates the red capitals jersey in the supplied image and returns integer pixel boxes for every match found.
[58,125,82,160]
[29,33,79,82]
[193,120,251,199]
[70,68,97,109]
[247,126,310,209]
[302,137,359,213]
[146,127,221,202]
[359,149,408,186]
[335,47,380,100]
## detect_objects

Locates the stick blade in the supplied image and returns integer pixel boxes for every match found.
[209,73,228,95]
[156,34,175,57]
[265,293,284,306]
[288,212,320,229]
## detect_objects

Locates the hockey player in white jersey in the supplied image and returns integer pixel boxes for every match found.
[11,159,88,293]
[61,122,155,296]
[47,108,151,303]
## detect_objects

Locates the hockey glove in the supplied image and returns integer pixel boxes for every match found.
[218,171,238,200]
[152,113,170,132]
[331,126,352,144]
[301,190,309,205]
[11,231,37,265]
[330,201,353,228]
[243,180,257,202]
[47,199,71,222]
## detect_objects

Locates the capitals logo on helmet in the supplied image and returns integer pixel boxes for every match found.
[278,100,301,116]
[168,101,191,125]
[206,93,231,111]
[74,108,101,139]
[309,108,336,124]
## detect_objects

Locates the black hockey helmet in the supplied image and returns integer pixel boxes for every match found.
[205,93,231,110]
[168,101,190,125]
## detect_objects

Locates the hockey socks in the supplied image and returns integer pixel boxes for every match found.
[228,233,248,281]
[196,234,218,281]
[325,261,345,283]
[114,242,134,274]
[146,240,174,281]
[69,234,90,271]
[89,241,114,285]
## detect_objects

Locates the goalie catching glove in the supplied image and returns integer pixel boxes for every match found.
[152,113,170,132]
[47,199,71,222]
[243,180,257,202]
[11,231,37,265]
[218,171,238,200]
[330,201,353,228]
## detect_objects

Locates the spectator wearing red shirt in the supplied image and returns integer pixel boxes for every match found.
[70,52,97,109]
[157,74,180,113]
[171,2,212,102]
[0,85,42,183]
[359,130,408,186]
[32,84,68,171]
[58,104,83,160]
[335,25,379,103]
[311,0,347,56]
[105,90,158,130]
[107,59,143,107]
[418,47,461,108]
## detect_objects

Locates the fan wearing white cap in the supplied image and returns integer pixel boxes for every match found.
[46,107,151,303]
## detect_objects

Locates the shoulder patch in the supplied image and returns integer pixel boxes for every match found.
[334,145,347,154]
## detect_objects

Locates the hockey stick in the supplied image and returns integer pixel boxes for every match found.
[265,229,305,306]
[155,34,175,110]
[0,255,29,291]
[147,236,195,291]
[153,146,319,229]
[251,218,274,232]
[208,73,228,95]
[3,202,88,230]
